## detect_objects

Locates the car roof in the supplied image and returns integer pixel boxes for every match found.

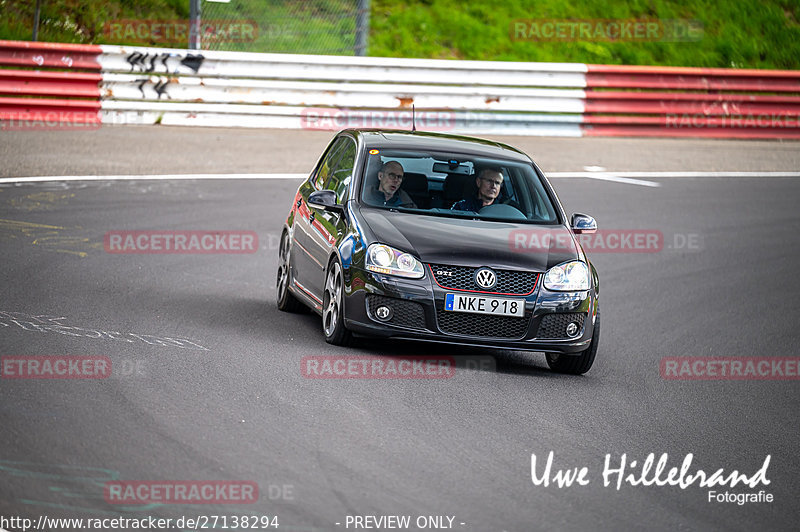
[344,129,533,163]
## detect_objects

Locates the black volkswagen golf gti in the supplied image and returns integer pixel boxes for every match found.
[277,129,600,374]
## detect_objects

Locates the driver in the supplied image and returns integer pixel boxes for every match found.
[451,168,503,212]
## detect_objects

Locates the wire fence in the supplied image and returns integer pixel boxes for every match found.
[198,0,367,55]
[16,0,369,56]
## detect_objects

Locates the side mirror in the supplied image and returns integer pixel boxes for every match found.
[571,213,597,234]
[308,190,344,213]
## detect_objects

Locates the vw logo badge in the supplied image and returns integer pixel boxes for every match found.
[474,268,497,290]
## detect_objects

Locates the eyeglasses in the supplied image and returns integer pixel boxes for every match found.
[384,172,404,180]
[481,178,503,187]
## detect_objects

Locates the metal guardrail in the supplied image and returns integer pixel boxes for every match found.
[583,65,800,138]
[96,44,589,136]
[1,40,798,138]
[0,41,102,127]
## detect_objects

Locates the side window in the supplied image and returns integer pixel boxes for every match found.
[323,137,357,203]
[312,137,348,190]
[500,168,515,202]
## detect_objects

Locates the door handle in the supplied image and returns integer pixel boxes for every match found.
[309,212,315,223]
[296,199,302,208]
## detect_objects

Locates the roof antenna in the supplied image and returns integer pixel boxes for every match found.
[411,104,416,132]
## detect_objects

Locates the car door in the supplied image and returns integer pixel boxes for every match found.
[305,136,357,297]
[292,136,349,302]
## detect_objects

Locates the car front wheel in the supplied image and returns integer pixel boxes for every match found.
[322,260,353,346]
[546,315,599,375]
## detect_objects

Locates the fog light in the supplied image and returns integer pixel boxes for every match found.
[375,305,393,321]
[566,322,579,337]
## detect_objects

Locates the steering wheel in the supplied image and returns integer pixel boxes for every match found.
[478,203,527,220]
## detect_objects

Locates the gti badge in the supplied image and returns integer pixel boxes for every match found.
[474,267,497,290]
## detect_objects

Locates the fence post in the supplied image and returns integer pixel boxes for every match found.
[355,0,370,56]
[189,0,201,49]
[32,0,42,41]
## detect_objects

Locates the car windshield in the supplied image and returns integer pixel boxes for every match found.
[359,149,559,224]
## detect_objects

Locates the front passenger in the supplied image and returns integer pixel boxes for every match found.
[365,161,417,208]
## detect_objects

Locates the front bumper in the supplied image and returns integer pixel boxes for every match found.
[342,265,597,354]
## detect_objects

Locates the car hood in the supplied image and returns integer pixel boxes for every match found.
[358,208,580,271]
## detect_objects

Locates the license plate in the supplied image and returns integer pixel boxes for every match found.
[444,293,525,317]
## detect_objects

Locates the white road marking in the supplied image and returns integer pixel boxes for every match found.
[550,172,661,187]
[598,171,800,178]
[0,171,798,186]
[0,173,308,184]
[548,170,800,187]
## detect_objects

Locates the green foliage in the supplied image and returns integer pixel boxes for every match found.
[0,0,189,43]
[370,0,800,68]
[1,0,798,68]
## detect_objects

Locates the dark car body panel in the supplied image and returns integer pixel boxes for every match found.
[358,207,579,271]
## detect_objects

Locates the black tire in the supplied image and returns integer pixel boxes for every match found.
[322,260,353,346]
[276,232,304,313]
[546,315,599,375]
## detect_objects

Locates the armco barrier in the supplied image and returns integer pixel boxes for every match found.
[0,40,102,128]
[97,44,587,136]
[2,40,798,138]
[583,64,800,138]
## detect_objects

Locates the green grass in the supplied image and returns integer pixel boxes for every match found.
[0,0,188,43]
[1,0,798,68]
[370,0,800,68]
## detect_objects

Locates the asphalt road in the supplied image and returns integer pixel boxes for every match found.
[1,127,799,532]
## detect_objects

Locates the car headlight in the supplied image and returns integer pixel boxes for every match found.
[543,261,590,291]
[365,244,424,279]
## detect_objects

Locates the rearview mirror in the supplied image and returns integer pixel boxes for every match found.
[432,162,471,175]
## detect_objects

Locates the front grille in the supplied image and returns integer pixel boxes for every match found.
[366,295,426,330]
[429,263,539,295]
[436,301,530,339]
[536,313,587,339]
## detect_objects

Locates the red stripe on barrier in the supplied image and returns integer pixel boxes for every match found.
[582,114,800,139]
[587,64,800,78]
[0,70,101,98]
[586,73,800,92]
[584,115,798,127]
[0,97,100,110]
[0,39,102,70]
[0,97,101,126]
[0,39,103,54]
[586,64,800,92]
[582,125,800,139]
[0,113,100,128]
[586,91,800,104]
[0,41,102,126]
[584,63,800,138]
[584,93,800,116]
